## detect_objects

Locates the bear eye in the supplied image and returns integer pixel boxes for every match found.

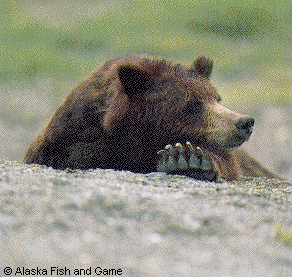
[184,106,193,114]
[184,103,201,114]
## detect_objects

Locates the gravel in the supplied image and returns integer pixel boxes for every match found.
[1,161,291,276]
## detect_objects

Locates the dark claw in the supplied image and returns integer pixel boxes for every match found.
[157,142,216,181]
[186,141,200,169]
[157,149,169,172]
[175,143,188,170]
[164,144,177,171]
[201,156,212,171]
[196,147,212,171]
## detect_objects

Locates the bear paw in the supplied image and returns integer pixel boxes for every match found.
[157,142,217,181]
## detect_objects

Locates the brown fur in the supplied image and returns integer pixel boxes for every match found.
[24,55,278,181]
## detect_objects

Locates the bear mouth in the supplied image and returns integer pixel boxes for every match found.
[199,133,249,154]
[225,139,246,150]
[224,133,251,150]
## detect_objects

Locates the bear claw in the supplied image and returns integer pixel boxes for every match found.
[157,141,214,175]
[175,143,188,170]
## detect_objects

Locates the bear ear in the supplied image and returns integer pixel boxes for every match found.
[118,65,153,96]
[190,56,213,79]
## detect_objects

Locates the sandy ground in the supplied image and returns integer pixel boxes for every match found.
[1,161,291,277]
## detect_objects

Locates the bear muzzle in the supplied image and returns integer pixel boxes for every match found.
[203,103,255,150]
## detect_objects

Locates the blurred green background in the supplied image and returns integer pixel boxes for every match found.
[1,0,291,179]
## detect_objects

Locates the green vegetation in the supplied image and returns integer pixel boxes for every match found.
[2,0,290,82]
[1,0,291,161]
[1,0,290,162]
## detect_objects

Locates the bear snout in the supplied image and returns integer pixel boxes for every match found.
[235,116,254,140]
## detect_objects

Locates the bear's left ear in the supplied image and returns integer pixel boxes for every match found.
[118,65,153,96]
[190,56,213,79]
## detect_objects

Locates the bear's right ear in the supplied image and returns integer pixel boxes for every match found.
[190,56,213,79]
[118,65,153,96]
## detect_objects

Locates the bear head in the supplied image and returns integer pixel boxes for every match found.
[102,55,254,155]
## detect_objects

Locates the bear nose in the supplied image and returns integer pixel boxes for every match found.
[236,116,254,137]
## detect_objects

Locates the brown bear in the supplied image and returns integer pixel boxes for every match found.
[24,55,277,181]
